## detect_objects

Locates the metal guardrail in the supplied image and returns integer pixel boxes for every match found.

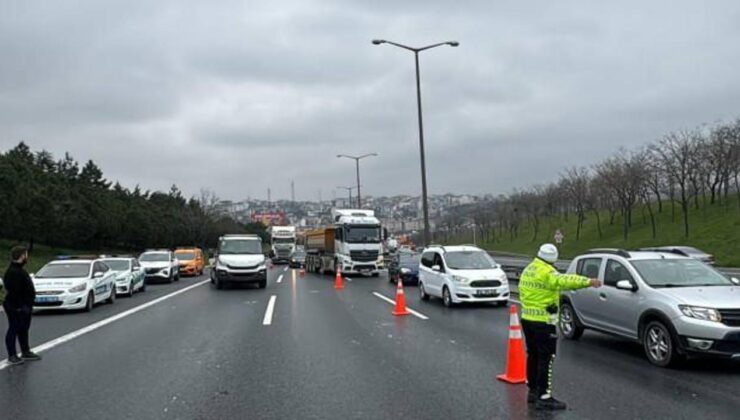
[488,250,740,281]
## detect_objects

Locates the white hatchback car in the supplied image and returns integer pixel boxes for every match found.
[418,245,510,307]
[33,257,117,312]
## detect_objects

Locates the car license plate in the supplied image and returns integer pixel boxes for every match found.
[35,296,59,303]
[475,289,497,297]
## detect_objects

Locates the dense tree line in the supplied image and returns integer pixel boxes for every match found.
[439,119,740,243]
[0,142,264,251]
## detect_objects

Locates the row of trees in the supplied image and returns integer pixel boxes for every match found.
[439,119,740,243]
[0,142,264,251]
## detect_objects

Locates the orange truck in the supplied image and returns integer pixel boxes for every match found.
[175,247,206,276]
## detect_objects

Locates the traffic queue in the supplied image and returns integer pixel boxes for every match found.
[28,247,206,313]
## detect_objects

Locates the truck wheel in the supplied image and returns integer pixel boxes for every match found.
[215,276,224,290]
[258,279,267,289]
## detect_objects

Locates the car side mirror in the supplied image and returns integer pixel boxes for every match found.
[616,280,636,291]
[431,265,441,272]
[93,272,105,279]
[731,277,740,285]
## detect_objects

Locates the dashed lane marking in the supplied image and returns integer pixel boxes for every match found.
[372,292,429,320]
[0,279,211,371]
[262,295,277,326]
[277,274,283,284]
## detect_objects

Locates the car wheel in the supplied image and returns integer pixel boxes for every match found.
[419,282,430,301]
[140,280,146,293]
[107,286,116,304]
[128,281,135,298]
[643,321,682,367]
[84,291,95,312]
[560,302,584,340]
[175,272,180,282]
[442,286,455,307]
[215,276,224,290]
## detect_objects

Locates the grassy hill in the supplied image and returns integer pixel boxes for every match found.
[447,200,740,267]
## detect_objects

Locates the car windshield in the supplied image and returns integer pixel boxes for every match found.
[36,262,91,278]
[140,253,169,262]
[273,237,295,244]
[102,260,130,271]
[399,254,421,266]
[345,226,381,243]
[445,251,497,270]
[220,239,262,254]
[175,252,195,261]
[631,259,732,287]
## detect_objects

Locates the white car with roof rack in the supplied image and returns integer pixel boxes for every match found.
[32,256,117,312]
[418,245,510,307]
[100,255,146,297]
[562,248,740,367]
[139,250,180,283]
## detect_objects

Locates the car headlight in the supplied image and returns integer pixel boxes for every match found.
[160,268,170,275]
[679,305,722,323]
[400,268,411,274]
[69,283,87,293]
[452,275,470,284]
[116,274,130,283]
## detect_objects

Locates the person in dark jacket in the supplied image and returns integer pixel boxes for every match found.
[3,246,41,365]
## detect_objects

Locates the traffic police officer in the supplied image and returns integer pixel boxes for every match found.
[519,243,601,411]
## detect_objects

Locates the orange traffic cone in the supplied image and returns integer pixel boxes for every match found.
[496,305,527,384]
[334,266,344,290]
[392,278,411,316]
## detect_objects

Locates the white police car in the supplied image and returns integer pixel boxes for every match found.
[101,256,146,297]
[33,256,117,312]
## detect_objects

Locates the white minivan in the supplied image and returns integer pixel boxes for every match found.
[418,245,510,307]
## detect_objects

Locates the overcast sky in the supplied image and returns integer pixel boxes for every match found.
[2,1,740,201]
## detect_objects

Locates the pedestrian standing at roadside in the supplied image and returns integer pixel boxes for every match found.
[3,246,41,365]
[519,243,601,411]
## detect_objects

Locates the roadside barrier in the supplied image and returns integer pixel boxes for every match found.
[496,305,527,384]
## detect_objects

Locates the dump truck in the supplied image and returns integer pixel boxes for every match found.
[304,209,384,276]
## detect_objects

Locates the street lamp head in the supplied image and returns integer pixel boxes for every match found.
[447,41,460,47]
[372,39,385,45]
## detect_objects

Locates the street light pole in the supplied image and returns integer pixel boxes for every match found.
[336,186,356,207]
[337,153,378,208]
[372,39,459,246]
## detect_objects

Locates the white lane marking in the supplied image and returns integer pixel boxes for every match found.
[0,279,211,371]
[277,274,283,284]
[283,267,288,272]
[262,295,277,326]
[345,277,352,282]
[372,292,429,320]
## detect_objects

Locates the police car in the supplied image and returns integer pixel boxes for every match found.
[32,256,117,312]
[101,256,146,297]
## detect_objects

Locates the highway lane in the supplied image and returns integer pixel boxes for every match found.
[1,267,739,419]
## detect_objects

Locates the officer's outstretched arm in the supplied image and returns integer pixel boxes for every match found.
[543,271,591,291]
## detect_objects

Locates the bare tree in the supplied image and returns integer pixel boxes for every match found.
[653,130,697,237]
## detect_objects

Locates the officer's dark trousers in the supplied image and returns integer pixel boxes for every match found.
[4,305,32,357]
[521,319,557,397]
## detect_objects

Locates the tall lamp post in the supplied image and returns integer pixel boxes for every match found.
[337,153,377,208]
[372,39,458,246]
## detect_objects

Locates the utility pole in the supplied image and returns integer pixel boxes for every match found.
[291,180,295,202]
[267,187,271,206]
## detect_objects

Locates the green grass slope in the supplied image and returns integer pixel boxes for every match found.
[0,239,119,274]
[450,200,740,267]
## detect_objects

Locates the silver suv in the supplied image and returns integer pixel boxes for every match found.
[561,249,740,367]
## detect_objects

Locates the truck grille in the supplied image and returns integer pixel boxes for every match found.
[350,250,379,262]
[276,249,291,258]
[719,309,740,327]
[470,280,502,288]
[227,264,259,270]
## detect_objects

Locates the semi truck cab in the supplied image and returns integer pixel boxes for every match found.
[269,226,297,264]
[332,209,384,275]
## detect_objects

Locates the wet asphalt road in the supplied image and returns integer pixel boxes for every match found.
[1,267,739,419]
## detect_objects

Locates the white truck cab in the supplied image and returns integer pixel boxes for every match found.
[332,209,384,276]
[269,226,297,264]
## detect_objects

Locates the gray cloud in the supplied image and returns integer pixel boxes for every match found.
[2,0,740,201]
